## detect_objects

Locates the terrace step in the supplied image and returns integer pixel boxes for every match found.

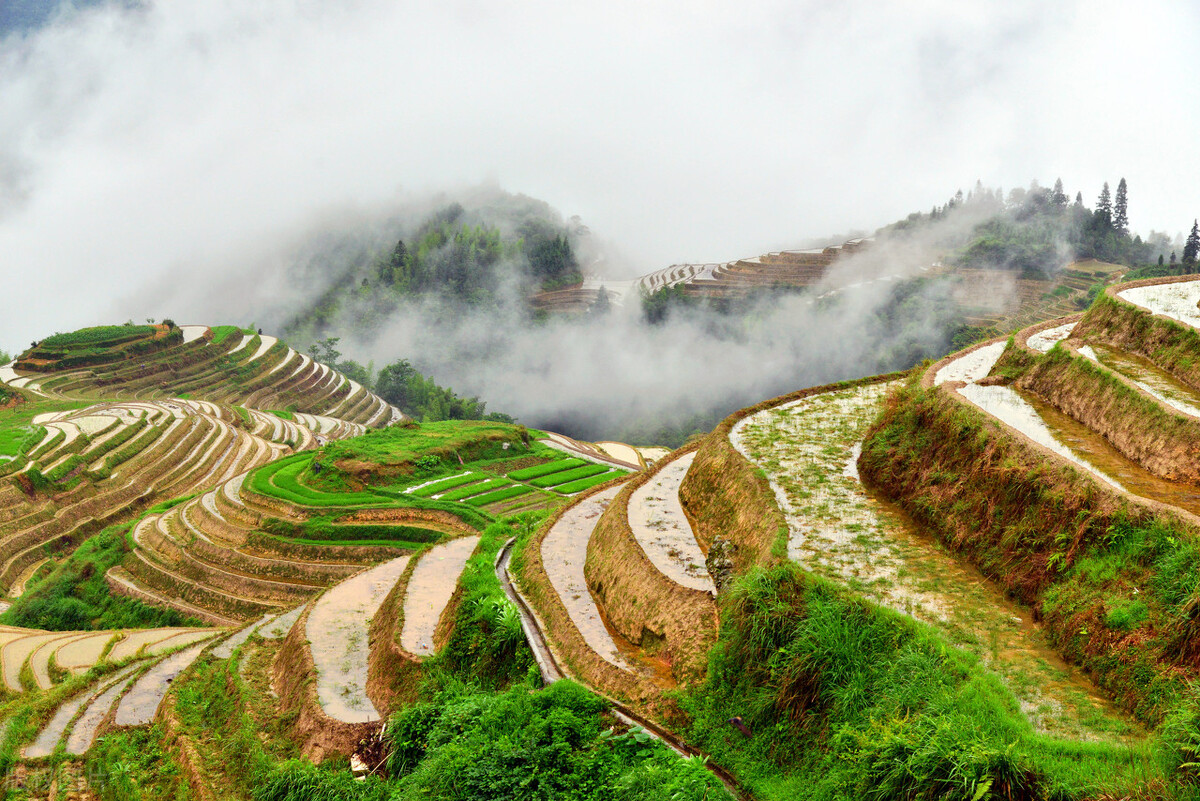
[400,536,480,656]
[307,555,410,723]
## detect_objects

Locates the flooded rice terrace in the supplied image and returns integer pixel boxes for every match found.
[1082,343,1200,419]
[731,382,1141,743]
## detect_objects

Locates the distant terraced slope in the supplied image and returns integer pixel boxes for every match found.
[533,239,871,313]
[9,323,401,428]
[0,399,307,593]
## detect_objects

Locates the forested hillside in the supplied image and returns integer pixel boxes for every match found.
[281,192,587,345]
[883,177,1174,274]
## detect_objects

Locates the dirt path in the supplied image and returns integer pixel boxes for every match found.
[731,382,1141,744]
[401,537,480,655]
[540,486,631,670]
[626,452,714,593]
[307,556,409,723]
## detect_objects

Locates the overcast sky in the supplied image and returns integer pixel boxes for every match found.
[0,0,1197,351]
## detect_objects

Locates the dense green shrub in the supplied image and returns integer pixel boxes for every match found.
[385,681,726,800]
[0,525,193,630]
[681,564,1158,800]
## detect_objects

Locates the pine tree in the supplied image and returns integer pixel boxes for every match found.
[1113,178,1129,235]
[1096,182,1112,226]
[1183,220,1200,267]
[1075,191,1083,206]
[1052,178,1067,206]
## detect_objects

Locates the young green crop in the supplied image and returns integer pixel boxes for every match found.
[40,324,157,348]
[247,454,384,507]
[438,478,511,502]
[528,463,610,488]
[465,485,534,507]
[409,472,486,497]
[554,471,625,494]
[506,457,587,481]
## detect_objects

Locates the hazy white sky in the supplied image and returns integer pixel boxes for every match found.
[0,0,1197,350]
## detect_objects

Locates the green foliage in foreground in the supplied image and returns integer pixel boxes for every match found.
[0,524,195,631]
[156,514,719,800]
[682,564,1166,800]
[380,681,725,801]
[87,725,185,801]
[425,515,542,688]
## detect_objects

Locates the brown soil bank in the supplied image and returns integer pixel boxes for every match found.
[272,604,377,760]
[679,373,905,575]
[1016,343,1200,485]
[1072,276,1200,391]
[513,477,665,710]
[584,445,717,684]
[859,377,1200,723]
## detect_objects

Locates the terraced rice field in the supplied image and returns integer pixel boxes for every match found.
[1119,281,1200,328]
[958,383,1124,490]
[1026,320,1077,353]
[24,662,143,759]
[543,433,640,469]
[307,555,410,723]
[0,625,218,693]
[932,340,1006,385]
[401,536,480,655]
[1080,343,1200,418]
[626,452,713,592]
[113,637,219,726]
[540,486,631,670]
[508,458,625,495]
[731,381,1141,743]
[5,325,401,429]
[117,468,386,625]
